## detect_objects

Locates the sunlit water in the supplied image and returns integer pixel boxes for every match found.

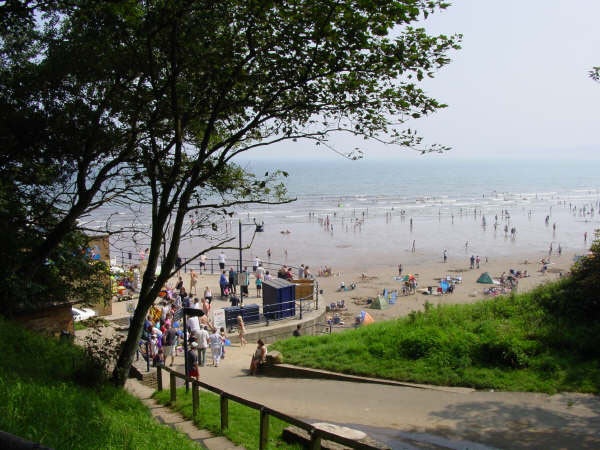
[90,157,600,270]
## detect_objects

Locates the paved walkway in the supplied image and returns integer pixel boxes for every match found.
[111,299,600,449]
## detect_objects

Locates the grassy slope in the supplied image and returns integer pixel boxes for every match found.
[0,318,202,450]
[153,389,302,450]
[271,281,600,394]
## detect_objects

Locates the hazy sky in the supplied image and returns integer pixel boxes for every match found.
[245,0,600,161]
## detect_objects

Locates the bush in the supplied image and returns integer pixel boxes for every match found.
[398,328,442,360]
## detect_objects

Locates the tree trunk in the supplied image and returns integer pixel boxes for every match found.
[111,299,146,386]
[111,246,167,386]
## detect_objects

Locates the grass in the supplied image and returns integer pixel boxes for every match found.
[271,282,600,394]
[153,388,303,450]
[0,317,203,449]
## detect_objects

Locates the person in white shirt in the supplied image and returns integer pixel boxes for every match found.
[256,263,265,280]
[219,251,226,270]
[253,256,260,273]
[196,326,210,366]
[187,315,200,340]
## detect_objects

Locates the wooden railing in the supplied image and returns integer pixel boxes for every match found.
[156,366,382,450]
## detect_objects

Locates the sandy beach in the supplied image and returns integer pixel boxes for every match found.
[162,248,572,329]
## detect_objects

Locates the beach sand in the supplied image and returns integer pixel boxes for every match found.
[167,249,572,328]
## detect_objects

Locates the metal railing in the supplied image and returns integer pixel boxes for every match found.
[156,366,382,450]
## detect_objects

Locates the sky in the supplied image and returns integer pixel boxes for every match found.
[242,0,600,161]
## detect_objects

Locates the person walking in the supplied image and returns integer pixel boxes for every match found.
[208,329,224,367]
[162,323,178,367]
[219,270,229,298]
[255,276,262,297]
[197,326,210,367]
[228,267,237,294]
[189,269,198,295]
[186,342,200,380]
[219,327,228,359]
[203,286,212,304]
[237,316,247,347]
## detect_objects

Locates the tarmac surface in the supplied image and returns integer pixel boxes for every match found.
[110,296,600,450]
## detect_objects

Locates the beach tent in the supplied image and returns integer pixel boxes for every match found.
[370,295,387,310]
[476,272,494,284]
[358,310,375,325]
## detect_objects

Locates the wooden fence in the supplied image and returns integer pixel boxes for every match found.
[156,366,382,450]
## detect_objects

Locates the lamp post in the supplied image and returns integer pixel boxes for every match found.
[238,219,264,304]
[238,219,264,274]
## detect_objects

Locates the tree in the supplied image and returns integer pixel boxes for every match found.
[106,0,460,385]
[0,1,144,310]
[1,1,461,385]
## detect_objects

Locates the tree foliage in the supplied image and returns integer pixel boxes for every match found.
[0,0,461,384]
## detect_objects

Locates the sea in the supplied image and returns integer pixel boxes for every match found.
[96,156,600,271]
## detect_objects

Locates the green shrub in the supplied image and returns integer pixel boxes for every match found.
[398,327,443,360]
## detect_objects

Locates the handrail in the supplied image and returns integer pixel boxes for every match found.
[156,365,383,450]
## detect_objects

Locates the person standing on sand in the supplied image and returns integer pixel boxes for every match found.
[228,267,237,294]
[470,255,475,269]
[398,264,403,276]
[443,249,447,263]
[219,251,226,270]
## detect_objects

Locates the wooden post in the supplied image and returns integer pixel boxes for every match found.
[192,381,199,417]
[170,372,177,403]
[220,394,229,431]
[309,428,322,450]
[259,408,270,450]
[156,366,163,391]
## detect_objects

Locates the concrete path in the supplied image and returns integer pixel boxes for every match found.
[163,343,600,450]
[110,298,600,449]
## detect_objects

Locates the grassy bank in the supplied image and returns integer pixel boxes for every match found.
[0,318,201,449]
[271,280,600,393]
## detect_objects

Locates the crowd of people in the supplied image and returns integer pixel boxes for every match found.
[137,263,275,379]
